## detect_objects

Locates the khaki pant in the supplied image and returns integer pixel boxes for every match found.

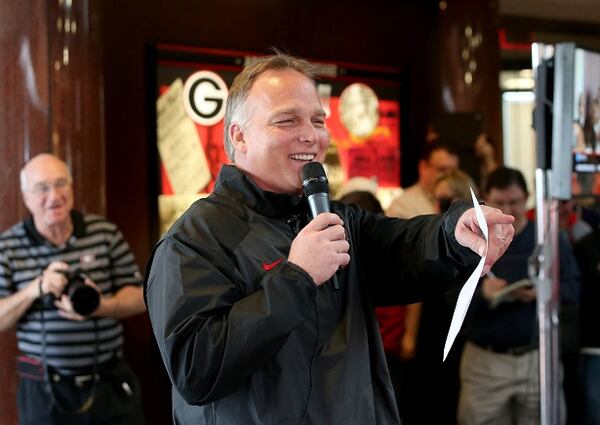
[458,342,541,425]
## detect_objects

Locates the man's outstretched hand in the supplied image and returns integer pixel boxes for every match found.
[455,206,515,275]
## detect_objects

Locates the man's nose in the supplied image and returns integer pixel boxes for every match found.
[298,121,319,143]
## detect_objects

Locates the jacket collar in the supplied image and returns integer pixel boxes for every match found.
[215,165,308,218]
[23,210,86,246]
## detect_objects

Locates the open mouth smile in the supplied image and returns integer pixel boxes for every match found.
[289,153,316,161]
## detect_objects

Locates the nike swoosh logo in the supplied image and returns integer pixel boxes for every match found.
[262,258,284,271]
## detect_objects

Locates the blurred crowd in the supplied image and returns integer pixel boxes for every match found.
[338,132,600,425]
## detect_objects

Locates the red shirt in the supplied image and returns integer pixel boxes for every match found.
[375,306,407,358]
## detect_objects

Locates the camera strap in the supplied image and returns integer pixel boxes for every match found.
[40,306,99,415]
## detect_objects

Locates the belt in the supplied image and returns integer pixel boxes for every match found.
[49,371,100,387]
[475,342,538,356]
[47,355,121,387]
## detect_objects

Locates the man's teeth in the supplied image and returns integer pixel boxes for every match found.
[289,154,315,161]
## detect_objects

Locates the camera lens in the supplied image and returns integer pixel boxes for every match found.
[66,275,100,316]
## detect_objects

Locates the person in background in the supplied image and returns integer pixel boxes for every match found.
[574,220,600,425]
[458,166,580,425]
[573,92,596,154]
[0,153,146,425]
[555,197,587,425]
[557,174,600,425]
[592,87,600,153]
[386,140,459,219]
[338,190,384,215]
[433,169,478,213]
[144,52,515,425]
[473,133,498,193]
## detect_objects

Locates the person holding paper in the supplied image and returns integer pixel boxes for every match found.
[458,166,580,425]
[144,52,515,425]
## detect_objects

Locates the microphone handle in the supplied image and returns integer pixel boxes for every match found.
[307,193,330,217]
[331,274,340,291]
[307,193,340,291]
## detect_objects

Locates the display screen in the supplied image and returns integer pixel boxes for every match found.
[571,47,600,196]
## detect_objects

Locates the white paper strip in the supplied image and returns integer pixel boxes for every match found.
[443,188,488,361]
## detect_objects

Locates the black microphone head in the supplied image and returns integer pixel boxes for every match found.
[302,162,329,197]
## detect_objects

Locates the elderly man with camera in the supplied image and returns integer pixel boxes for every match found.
[0,153,146,425]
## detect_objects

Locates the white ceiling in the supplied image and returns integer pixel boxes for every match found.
[500,0,600,25]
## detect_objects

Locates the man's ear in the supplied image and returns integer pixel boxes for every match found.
[230,124,247,155]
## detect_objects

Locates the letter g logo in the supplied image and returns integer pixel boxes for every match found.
[183,70,228,126]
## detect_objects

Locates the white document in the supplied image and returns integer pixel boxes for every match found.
[488,278,533,309]
[157,78,211,194]
[443,188,487,361]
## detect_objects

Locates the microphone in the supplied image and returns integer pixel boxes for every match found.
[302,162,340,290]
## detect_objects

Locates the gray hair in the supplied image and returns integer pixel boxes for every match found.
[19,168,28,192]
[223,52,319,162]
[20,153,72,192]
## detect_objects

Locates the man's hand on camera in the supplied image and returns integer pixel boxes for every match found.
[54,277,101,321]
[39,261,69,298]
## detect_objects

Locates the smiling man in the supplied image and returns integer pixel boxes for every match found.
[0,154,146,425]
[144,53,515,425]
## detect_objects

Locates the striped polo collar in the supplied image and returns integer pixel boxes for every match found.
[23,210,86,246]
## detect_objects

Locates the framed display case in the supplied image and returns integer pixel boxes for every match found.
[151,45,404,235]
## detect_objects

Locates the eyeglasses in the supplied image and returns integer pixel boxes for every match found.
[27,178,72,195]
[488,198,526,209]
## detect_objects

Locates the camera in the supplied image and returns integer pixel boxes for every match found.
[41,269,100,316]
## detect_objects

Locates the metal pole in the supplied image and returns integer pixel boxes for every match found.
[548,195,562,424]
[531,169,562,425]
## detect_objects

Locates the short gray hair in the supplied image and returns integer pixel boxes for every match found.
[223,52,319,162]
[20,153,72,192]
[19,168,28,192]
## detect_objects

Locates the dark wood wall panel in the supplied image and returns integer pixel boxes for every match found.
[48,1,106,216]
[438,0,502,145]
[0,0,50,229]
[0,1,50,423]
